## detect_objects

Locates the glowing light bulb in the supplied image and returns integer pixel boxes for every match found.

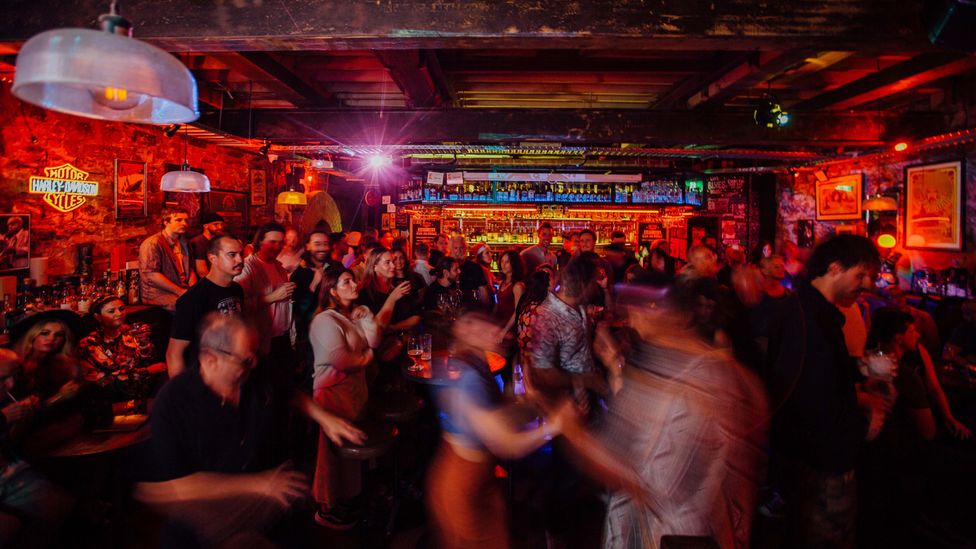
[877,234,896,248]
[893,142,908,152]
[91,86,147,110]
[367,155,392,169]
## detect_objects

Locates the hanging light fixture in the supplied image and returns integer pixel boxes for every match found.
[161,125,210,192]
[12,1,198,125]
[863,194,898,211]
[277,168,307,205]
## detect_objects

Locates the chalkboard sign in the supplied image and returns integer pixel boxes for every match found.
[411,219,442,251]
[637,222,666,244]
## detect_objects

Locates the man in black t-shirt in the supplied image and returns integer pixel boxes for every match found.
[138,314,363,547]
[166,235,245,377]
[188,212,225,279]
[424,256,461,313]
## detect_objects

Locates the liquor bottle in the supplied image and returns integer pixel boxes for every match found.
[1,295,12,335]
[527,183,536,202]
[116,271,128,303]
[545,183,554,202]
[128,272,141,305]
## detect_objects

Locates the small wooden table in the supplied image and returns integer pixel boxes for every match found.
[401,350,506,386]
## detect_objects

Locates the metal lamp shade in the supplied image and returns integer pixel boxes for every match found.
[13,28,199,124]
[161,169,210,193]
[277,191,308,205]
[863,195,898,211]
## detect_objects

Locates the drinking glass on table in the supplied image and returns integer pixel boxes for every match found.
[406,335,424,372]
[420,333,432,361]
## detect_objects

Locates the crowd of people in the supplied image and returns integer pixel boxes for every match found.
[1,208,975,548]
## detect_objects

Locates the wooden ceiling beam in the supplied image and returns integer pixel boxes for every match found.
[209,52,340,108]
[374,50,446,108]
[684,50,817,109]
[198,108,947,148]
[0,0,932,52]
[792,52,976,111]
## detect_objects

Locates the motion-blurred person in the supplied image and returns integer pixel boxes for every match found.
[750,254,790,355]
[236,223,295,362]
[309,269,380,529]
[717,245,747,288]
[277,227,304,274]
[520,222,557,275]
[426,313,567,549]
[412,243,434,286]
[780,240,804,290]
[677,245,719,285]
[557,284,768,548]
[166,235,245,377]
[604,242,636,285]
[135,314,363,547]
[188,212,224,279]
[766,234,883,548]
[646,246,675,284]
[0,350,73,548]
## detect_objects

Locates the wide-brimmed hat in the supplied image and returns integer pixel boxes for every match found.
[9,309,92,346]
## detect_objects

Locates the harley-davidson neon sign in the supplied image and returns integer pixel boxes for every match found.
[28,163,99,213]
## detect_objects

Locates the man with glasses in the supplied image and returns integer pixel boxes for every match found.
[138,314,363,547]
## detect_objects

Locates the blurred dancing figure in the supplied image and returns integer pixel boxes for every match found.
[426,313,565,549]
[136,314,363,547]
[558,285,768,548]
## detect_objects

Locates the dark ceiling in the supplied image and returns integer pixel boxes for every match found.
[1,0,974,167]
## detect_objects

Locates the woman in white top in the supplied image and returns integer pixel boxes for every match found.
[308,268,380,529]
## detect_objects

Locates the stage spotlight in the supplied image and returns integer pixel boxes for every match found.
[259,139,271,156]
[163,124,181,137]
[754,96,791,129]
[367,154,393,169]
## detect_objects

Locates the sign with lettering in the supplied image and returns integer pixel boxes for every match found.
[637,222,666,244]
[411,219,441,251]
[29,163,99,212]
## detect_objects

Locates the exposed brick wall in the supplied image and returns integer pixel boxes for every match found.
[777,144,976,272]
[0,84,274,276]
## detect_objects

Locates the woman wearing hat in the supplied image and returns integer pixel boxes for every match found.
[10,310,84,403]
[77,295,166,398]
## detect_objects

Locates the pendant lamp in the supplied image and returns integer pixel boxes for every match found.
[277,188,308,206]
[12,1,198,125]
[863,194,899,211]
[161,125,210,193]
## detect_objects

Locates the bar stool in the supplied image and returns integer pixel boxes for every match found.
[368,390,424,539]
[335,419,398,532]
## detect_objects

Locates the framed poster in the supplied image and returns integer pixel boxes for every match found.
[796,220,816,248]
[250,169,267,206]
[114,159,148,219]
[0,214,30,272]
[207,189,249,239]
[816,174,862,220]
[162,163,204,221]
[904,160,964,251]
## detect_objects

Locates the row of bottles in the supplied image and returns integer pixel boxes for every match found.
[614,180,685,204]
[413,181,619,203]
[2,270,141,334]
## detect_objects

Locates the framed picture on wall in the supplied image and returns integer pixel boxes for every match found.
[114,159,148,219]
[0,214,30,273]
[250,169,267,206]
[904,160,964,251]
[816,174,862,220]
[207,189,249,239]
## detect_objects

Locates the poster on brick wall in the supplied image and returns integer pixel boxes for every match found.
[0,214,30,272]
[207,189,249,240]
[114,159,148,220]
[411,219,442,253]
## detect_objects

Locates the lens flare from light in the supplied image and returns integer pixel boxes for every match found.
[367,155,393,169]
[894,142,908,152]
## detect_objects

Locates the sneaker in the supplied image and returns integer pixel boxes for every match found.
[314,505,358,530]
[758,491,787,519]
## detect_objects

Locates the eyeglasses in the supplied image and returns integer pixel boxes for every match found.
[205,347,257,369]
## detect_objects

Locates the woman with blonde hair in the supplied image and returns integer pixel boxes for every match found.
[13,315,81,400]
[357,247,418,365]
